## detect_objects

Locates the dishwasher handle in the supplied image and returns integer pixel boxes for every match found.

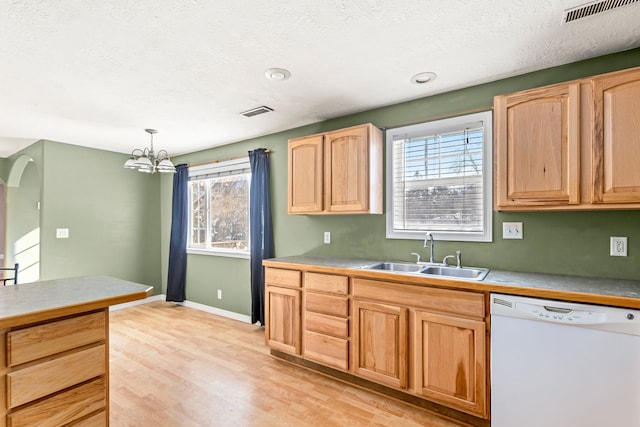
[543,306,572,314]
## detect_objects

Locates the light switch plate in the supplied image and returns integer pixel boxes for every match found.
[56,228,69,239]
[502,222,523,239]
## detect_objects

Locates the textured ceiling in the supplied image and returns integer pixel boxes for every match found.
[1,0,640,158]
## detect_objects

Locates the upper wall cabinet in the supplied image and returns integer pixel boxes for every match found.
[494,65,640,211]
[494,82,581,208]
[288,123,383,215]
[591,67,640,204]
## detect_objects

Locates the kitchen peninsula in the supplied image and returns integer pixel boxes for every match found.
[0,276,152,426]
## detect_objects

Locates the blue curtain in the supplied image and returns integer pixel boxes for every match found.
[166,164,189,302]
[249,149,274,326]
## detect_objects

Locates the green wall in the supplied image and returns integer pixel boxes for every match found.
[163,48,640,317]
[4,140,162,291]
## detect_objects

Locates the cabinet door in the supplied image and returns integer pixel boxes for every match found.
[592,68,640,203]
[265,286,301,355]
[324,125,371,213]
[288,135,324,213]
[413,311,487,418]
[352,300,408,389]
[494,83,580,208]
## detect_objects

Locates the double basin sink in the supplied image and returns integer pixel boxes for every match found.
[363,261,489,281]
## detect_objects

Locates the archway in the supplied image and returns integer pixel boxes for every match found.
[5,155,40,283]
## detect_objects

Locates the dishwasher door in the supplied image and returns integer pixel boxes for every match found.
[490,293,640,427]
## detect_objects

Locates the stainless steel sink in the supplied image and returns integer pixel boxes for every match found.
[366,262,425,273]
[419,266,489,281]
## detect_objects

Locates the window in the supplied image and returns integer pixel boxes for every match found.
[386,111,492,242]
[188,157,251,258]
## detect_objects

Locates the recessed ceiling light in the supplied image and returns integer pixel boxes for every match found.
[265,68,291,81]
[410,72,437,85]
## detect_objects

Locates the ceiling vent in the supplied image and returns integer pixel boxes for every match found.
[240,106,274,117]
[563,0,639,23]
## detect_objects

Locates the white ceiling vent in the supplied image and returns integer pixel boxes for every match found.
[563,0,640,23]
[240,106,274,117]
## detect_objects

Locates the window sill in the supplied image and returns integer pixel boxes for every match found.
[187,248,250,259]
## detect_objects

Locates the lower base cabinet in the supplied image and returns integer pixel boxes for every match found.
[265,286,301,355]
[413,310,487,417]
[352,300,408,389]
[264,265,489,421]
[1,310,109,426]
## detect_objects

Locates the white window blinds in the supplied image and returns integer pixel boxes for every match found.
[386,111,492,242]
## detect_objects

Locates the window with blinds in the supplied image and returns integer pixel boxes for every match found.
[386,111,493,242]
[187,157,251,257]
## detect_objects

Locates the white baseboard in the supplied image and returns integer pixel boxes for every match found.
[110,294,252,324]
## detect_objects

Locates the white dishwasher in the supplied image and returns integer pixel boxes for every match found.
[490,293,640,427]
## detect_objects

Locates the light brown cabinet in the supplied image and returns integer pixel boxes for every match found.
[494,82,581,208]
[591,67,640,204]
[265,268,301,355]
[1,310,108,426]
[288,123,383,214]
[494,65,640,211]
[352,300,408,389]
[413,311,487,417]
[352,278,488,418]
[302,273,349,370]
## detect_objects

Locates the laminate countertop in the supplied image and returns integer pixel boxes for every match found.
[263,255,640,309]
[0,275,153,329]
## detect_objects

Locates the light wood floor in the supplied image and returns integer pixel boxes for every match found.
[109,301,471,427]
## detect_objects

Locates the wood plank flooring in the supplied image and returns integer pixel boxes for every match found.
[109,301,471,426]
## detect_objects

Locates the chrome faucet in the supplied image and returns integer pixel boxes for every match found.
[410,252,422,263]
[424,232,435,263]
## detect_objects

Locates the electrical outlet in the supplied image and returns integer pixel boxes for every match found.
[502,222,523,239]
[610,237,628,257]
[217,289,222,299]
[56,228,69,239]
[324,231,331,244]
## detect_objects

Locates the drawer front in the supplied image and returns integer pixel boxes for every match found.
[353,279,485,317]
[7,311,106,367]
[7,377,106,427]
[305,311,348,338]
[303,330,349,371]
[265,268,301,288]
[306,292,348,317]
[305,273,348,295]
[73,410,107,427]
[7,345,106,409]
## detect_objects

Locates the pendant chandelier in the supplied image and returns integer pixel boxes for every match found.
[123,128,176,173]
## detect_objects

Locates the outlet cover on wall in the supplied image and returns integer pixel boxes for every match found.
[56,228,69,239]
[502,222,523,239]
[610,236,628,256]
[324,231,331,244]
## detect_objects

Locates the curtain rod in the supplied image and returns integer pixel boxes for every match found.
[379,105,493,131]
[188,149,271,168]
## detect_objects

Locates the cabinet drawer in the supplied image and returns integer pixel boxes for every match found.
[7,377,106,427]
[306,292,348,317]
[265,268,301,288]
[305,311,348,338]
[303,330,349,371]
[73,410,107,427]
[7,311,106,366]
[305,273,348,295]
[7,345,106,408]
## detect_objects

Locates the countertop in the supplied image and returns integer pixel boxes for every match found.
[0,275,153,328]
[263,255,640,309]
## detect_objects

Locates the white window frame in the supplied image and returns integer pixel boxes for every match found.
[385,111,493,242]
[187,157,251,259]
